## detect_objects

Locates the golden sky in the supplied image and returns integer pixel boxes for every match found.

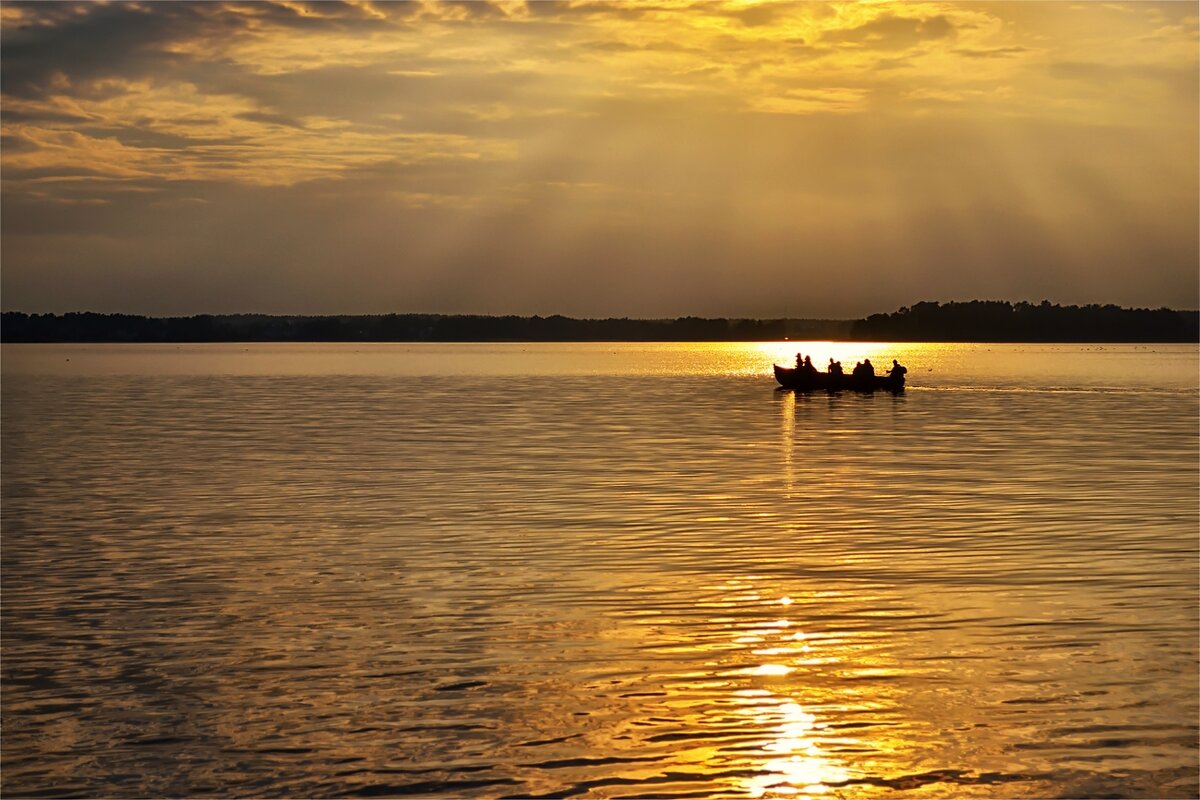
[2,1,1197,316]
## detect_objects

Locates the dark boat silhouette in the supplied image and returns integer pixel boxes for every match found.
[774,364,905,393]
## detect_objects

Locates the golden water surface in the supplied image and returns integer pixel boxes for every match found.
[2,343,1197,798]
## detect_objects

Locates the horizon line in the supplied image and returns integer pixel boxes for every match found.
[4,301,1199,319]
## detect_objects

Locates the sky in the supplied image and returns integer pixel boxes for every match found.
[1,1,1197,318]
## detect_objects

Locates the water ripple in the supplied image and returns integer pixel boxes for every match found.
[3,345,1197,798]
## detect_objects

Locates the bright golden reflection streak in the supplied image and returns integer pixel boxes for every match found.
[748,700,853,798]
[702,579,858,798]
[779,387,795,498]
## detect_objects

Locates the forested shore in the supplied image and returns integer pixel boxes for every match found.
[2,301,1196,343]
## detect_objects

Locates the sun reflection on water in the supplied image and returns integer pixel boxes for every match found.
[778,389,795,498]
[747,696,853,797]
[703,580,857,798]
[750,663,794,677]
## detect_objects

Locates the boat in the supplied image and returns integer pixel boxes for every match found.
[774,364,905,393]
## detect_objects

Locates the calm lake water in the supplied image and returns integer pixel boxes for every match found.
[3,342,1197,799]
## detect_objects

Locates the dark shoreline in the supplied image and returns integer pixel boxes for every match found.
[2,301,1197,343]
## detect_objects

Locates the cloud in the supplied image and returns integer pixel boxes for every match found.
[954,46,1031,59]
[1,3,196,98]
[433,1,512,21]
[0,2,405,99]
[520,1,659,21]
[752,87,868,115]
[234,110,306,129]
[821,13,960,50]
[722,3,788,28]
[2,1,1196,316]
[1,105,91,125]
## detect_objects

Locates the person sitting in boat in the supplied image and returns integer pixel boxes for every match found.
[888,359,907,379]
[828,358,843,377]
[795,352,804,368]
[851,361,864,378]
[861,358,875,378]
[802,355,818,376]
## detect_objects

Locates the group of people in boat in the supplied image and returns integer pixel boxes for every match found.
[794,353,907,380]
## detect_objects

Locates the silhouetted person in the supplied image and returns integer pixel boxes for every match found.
[802,355,818,376]
[828,359,843,377]
[795,352,804,368]
[851,361,864,378]
[888,359,907,379]
[862,358,875,378]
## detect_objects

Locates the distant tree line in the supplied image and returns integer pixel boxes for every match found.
[0,312,850,343]
[851,300,1198,342]
[1,302,1195,342]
